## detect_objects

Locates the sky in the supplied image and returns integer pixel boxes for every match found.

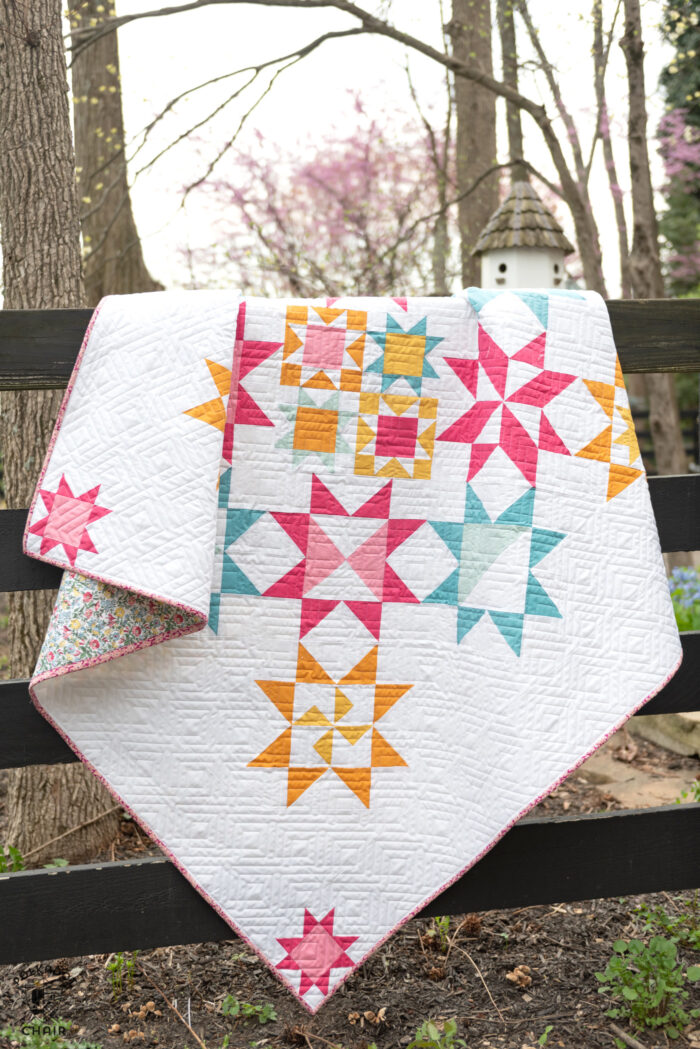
[89,0,673,296]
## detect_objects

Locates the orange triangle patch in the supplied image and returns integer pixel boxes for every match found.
[283,326,304,360]
[313,730,334,765]
[377,458,412,478]
[256,680,296,723]
[247,728,292,768]
[332,767,372,807]
[615,357,625,388]
[371,729,407,768]
[356,419,375,452]
[576,425,612,463]
[295,705,331,727]
[336,724,370,745]
[315,307,344,325]
[583,380,615,419]
[346,335,365,368]
[607,463,642,501]
[287,767,327,806]
[340,647,378,685]
[297,645,334,684]
[303,370,337,390]
[184,398,226,432]
[373,683,411,722]
[335,688,353,721]
[205,359,232,397]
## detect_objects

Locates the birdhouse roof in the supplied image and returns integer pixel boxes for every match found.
[472,181,575,256]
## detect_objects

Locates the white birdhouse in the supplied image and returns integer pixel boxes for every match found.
[473,181,575,289]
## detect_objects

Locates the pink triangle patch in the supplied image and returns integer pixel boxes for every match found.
[311,475,348,517]
[347,522,388,599]
[393,297,408,311]
[538,413,570,456]
[264,560,305,599]
[304,518,345,594]
[345,601,383,639]
[386,517,425,556]
[271,512,310,553]
[234,386,274,427]
[300,599,339,637]
[355,481,392,519]
[512,331,546,368]
[383,563,419,603]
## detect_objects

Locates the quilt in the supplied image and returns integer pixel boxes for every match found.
[24,288,681,1012]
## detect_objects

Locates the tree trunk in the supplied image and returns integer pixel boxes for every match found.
[497,0,527,182]
[620,0,687,480]
[70,0,162,305]
[0,0,120,864]
[448,0,499,286]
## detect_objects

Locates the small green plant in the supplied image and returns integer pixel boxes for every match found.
[595,936,700,1038]
[538,1025,554,1045]
[0,1018,102,1048]
[675,778,700,805]
[43,857,69,870]
[221,994,277,1024]
[106,950,139,998]
[432,915,451,953]
[635,894,700,951]
[0,843,25,871]
[406,1018,467,1049]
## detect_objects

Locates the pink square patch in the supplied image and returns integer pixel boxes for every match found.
[45,494,95,547]
[375,415,419,458]
[302,326,346,369]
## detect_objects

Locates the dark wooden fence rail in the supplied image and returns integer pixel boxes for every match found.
[0,302,698,965]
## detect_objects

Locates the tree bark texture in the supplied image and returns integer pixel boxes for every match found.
[620,0,687,479]
[497,0,527,182]
[448,0,499,287]
[70,0,162,305]
[0,0,120,863]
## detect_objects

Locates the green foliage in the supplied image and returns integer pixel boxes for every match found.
[595,936,700,1038]
[106,950,138,998]
[668,566,700,631]
[538,1025,554,1045]
[406,1018,467,1049]
[676,778,700,804]
[433,915,451,953]
[220,994,277,1024]
[635,894,700,950]
[0,843,26,872]
[0,1019,102,1049]
[43,858,69,870]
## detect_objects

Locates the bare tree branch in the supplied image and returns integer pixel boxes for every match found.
[69,0,606,290]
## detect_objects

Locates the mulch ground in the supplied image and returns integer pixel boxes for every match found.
[1,597,699,1049]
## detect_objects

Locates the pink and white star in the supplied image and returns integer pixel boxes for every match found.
[27,474,111,566]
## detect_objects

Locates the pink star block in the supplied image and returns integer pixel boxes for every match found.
[28,474,111,566]
[438,324,575,484]
[276,908,358,997]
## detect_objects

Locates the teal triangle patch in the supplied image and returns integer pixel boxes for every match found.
[489,611,524,656]
[497,488,535,527]
[424,568,460,607]
[465,288,500,313]
[225,507,265,547]
[529,528,566,568]
[457,606,485,642]
[464,484,492,524]
[221,555,260,597]
[429,521,464,559]
[525,572,561,618]
[516,292,549,329]
[218,467,232,509]
[207,591,221,634]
